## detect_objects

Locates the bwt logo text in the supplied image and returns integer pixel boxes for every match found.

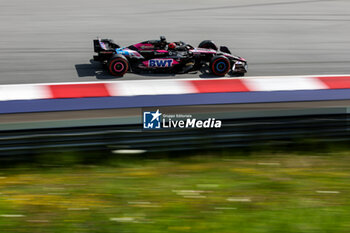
[149,59,173,67]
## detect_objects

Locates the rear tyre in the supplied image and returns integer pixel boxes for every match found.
[210,56,231,76]
[108,55,129,77]
[198,40,218,51]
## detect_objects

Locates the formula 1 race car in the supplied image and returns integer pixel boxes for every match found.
[93,36,247,77]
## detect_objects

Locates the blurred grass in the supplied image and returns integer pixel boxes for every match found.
[1,148,350,232]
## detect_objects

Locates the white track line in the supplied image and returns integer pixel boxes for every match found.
[0,85,52,101]
[107,80,197,96]
[243,76,328,91]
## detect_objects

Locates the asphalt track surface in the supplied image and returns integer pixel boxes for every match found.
[1,0,350,84]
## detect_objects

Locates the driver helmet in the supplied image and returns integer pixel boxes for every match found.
[168,42,177,50]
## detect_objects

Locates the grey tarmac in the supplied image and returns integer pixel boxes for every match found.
[0,0,349,84]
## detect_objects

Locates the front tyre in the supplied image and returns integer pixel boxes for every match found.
[210,55,231,76]
[108,55,129,77]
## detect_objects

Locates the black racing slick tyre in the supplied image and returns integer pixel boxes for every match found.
[108,55,129,77]
[198,40,218,51]
[210,55,231,76]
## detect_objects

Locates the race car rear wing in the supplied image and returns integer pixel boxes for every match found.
[93,38,117,62]
[93,39,107,53]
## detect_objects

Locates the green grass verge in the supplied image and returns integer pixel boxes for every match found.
[1,150,350,233]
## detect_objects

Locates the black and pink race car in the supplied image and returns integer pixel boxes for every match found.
[93,36,247,77]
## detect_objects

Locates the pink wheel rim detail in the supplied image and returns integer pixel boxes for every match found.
[113,62,124,72]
